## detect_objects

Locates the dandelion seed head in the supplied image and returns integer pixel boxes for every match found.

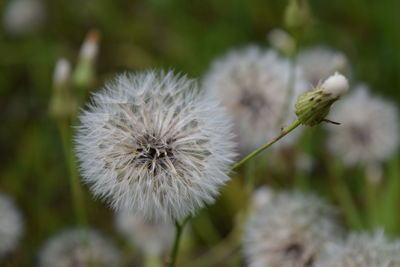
[3,0,45,36]
[115,210,175,256]
[75,70,236,221]
[203,46,308,153]
[0,193,24,258]
[317,230,400,267]
[39,228,120,267]
[243,190,341,267]
[326,85,399,166]
[298,46,348,86]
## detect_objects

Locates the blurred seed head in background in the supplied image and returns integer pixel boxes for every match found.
[39,228,120,267]
[2,0,45,36]
[115,210,175,256]
[316,229,400,266]
[243,189,342,267]
[0,193,24,259]
[326,85,399,166]
[297,46,349,86]
[203,46,308,154]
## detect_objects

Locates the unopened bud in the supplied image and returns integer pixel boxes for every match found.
[295,72,349,126]
[49,58,77,120]
[79,29,99,62]
[73,29,100,90]
[53,58,70,88]
[284,0,312,33]
[268,29,296,56]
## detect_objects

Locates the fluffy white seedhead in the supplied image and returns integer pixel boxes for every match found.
[316,230,400,267]
[39,228,120,267]
[76,70,236,222]
[321,72,349,99]
[243,190,341,267]
[297,46,348,86]
[326,85,399,166]
[2,0,45,36]
[115,210,175,256]
[203,45,308,154]
[0,193,24,259]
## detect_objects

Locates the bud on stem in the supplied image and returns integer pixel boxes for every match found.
[295,72,349,126]
[49,58,77,121]
[73,29,100,91]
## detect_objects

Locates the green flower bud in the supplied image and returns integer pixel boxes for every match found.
[284,0,312,34]
[73,29,99,90]
[295,72,349,126]
[49,58,78,121]
[268,29,296,57]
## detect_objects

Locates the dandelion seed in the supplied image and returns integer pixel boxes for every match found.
[326,85,399,166]
[316,229,400,267]
[39,228,120,267]
[297,46,348,86]
[115,210,175,256]
[2,0,45,36]
[75,70,236,221]
[243,190,341,267]
[203,46,308,154]
[0,193,24,259]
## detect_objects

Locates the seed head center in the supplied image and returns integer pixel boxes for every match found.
[135,134,174,161]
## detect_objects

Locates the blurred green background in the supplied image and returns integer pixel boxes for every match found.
[0,0,399,266]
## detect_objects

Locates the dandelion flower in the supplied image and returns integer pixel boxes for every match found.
[39,228,120,267]
[115,210,175,256]
[317,230,400,266]
[297,46,348,86]
[0,193,24,259]
[203,46,308,153]
[326,85,399,166]
[75,70,236,221]
[243,190,341,267]
[2,0,45,36]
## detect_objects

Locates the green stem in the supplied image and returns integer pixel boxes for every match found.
[168,216,191,267]
[278,52,297,126]
[329,162,363,229]
[230,119,302,171]
[59,120,87,227]
[189,212,244,267]
[382,156,400,235]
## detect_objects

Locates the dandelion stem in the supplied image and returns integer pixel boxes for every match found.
[230,119,302,171]
[278,52,297,126]
[168,215,191,267]
[59,120,87,227]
